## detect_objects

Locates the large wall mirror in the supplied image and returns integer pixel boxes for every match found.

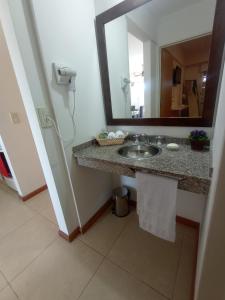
[96,0,225,126]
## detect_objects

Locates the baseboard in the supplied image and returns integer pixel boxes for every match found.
[80,198,112,234]
[176,215,200,229]
[20,184,48,201]
[58,198,112,242]
[58,227,80,242]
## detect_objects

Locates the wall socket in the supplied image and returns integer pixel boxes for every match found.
[36,107,53,128]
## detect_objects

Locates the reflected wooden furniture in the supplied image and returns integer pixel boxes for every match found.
[160,49,173,117]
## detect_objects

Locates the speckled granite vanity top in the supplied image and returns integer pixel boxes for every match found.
[73,138,211,195]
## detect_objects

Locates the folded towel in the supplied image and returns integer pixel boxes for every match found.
[136,172,178,242]
[115,130,124,138]
[108,132,116,139]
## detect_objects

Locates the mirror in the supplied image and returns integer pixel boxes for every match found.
[96,0,225,126]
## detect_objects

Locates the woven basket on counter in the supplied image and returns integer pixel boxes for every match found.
[96,135,127,146]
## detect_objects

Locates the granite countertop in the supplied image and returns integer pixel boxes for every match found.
[73,139,211,195]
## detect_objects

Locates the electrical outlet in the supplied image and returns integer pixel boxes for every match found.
[9,112,20,124]
[36,107,52,128]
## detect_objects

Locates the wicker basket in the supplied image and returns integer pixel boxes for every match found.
[96,135,127,146]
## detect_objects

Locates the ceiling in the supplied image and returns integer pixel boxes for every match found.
[166,34,212,65]
[179,35,212,57]
[130,0,207,20]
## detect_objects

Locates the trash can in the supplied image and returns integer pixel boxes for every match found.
[112,186,129,217]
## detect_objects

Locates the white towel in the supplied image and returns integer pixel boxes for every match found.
[136,172,178,242]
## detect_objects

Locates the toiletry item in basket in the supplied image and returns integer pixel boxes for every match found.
[108,132,116,139]
[115,130,125,138]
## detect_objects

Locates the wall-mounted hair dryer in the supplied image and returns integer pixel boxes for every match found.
[121,77,131,90]
[53,63,77,91]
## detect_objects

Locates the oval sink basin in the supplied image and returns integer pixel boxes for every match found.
[118,144,161,160]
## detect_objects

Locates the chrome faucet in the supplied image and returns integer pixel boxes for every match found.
[133,134,140,145]
[133,134,148,145]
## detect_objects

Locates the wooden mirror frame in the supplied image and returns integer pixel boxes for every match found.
[95,0,225,127]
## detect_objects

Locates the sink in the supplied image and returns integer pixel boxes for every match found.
[118,144,161,160]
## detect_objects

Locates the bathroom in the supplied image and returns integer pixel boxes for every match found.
[0,0,225,299]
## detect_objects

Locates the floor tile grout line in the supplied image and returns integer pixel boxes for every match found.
[171,233,185,300]
[76,256,106,300]
[27,207,58,227]
[0,269,19,299]
[0,187,58,297]
[78,239,107,258]
[23,197,58,226]
[7,235,58,284]
[78,210,134,258]
[76,212,136,261]
[78,210,174,299]
[75,215,136,299]
[0,213,36,244]
[103,211,136,258]
[106,256,170,300]
[0,188,42,243]
[7,282,20,299]
[0,187,195,299]
[0,269,8,291]
[0,211,57,247]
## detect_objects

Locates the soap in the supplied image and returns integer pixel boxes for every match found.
[166,143,179,151]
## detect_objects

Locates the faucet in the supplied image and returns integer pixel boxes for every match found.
[155,136,165,147]
[133,134,140,145]
[133,134,148,145]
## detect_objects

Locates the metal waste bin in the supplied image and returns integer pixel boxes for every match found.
[112,186,129,217]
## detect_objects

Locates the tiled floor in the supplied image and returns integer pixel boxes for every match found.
[0,182,197,300]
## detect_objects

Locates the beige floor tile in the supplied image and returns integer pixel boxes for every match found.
[79,209,131,255]
[79,259,166,300]
[0,192,35,240]
[173,235,197,300]
[25,190,57,224]
[0,183,18,200]
[11,238,103,300]
[0,271,7,291]
[24,190,50,213]
[0,286,18,300]
[108,213,182,298]
[0,215,57,281]
[40,203,57,224]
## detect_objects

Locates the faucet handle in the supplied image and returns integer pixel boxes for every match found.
[156,135,165,146]
[132,134,148,144]
[133,134,140,144]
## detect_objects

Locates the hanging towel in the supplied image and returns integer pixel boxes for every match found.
[136,172,178,242]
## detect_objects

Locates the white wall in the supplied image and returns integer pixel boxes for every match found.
[127,6,158,43]
[113,174,206,223]
[195,61,225,300]
[126,18,159,118]
[0,22,45,197]
[1,0,80,235]
[158,0,216,46]
[95,0,122,15]
[29,0,113,225]
[106,17,131,118]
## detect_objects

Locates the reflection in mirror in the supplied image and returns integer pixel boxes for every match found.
[104,0,216,119]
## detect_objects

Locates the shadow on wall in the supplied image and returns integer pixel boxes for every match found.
[69,155,113,226]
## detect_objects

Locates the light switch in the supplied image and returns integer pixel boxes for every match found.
[9,112,20,124]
